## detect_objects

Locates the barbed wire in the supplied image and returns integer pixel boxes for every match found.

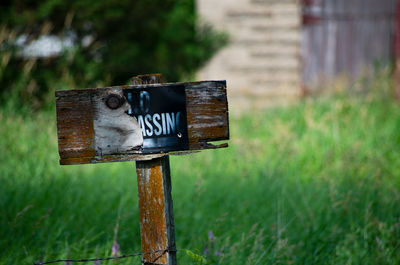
[33,248,175,265]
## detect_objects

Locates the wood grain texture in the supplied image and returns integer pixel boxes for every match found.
[56,89,95,160]
[56,81,229,165]
[136,156,176,265]
[186,81,229,150]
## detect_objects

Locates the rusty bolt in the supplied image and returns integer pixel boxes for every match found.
[105,94,124,109]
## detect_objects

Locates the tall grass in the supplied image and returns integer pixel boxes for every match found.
[1,76,400,264]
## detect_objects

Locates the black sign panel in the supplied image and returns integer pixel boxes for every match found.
[124,85,188,153]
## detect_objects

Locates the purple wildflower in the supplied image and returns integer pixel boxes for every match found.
[208,231,214,241]
[203,247,208,255]
[111,240,121,257]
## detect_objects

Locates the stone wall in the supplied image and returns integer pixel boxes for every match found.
[197,0,301,113]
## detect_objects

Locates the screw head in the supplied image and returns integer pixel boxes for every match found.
[105,94,124,109]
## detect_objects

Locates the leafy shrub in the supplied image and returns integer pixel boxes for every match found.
[0,0,227,111]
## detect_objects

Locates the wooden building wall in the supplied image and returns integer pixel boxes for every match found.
[301,0,397,90]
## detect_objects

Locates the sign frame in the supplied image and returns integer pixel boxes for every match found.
[55,80,229,165]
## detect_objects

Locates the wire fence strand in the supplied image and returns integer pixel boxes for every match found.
[33,248,175,265]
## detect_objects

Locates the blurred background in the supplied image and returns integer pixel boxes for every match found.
[1,0,400,264]
[199,0,398,110]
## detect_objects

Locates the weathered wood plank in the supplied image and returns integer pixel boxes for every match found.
[186,81,229,149]
[55,90,95,159]
[55,80,229,165]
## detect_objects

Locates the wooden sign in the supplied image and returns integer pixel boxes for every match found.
[56,80,229,165]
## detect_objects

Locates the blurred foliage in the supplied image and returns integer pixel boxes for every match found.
[0,0,227,111]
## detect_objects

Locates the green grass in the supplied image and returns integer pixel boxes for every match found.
[1,90,400,264]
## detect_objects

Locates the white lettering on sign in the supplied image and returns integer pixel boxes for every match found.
[124,86,188,152]
[128,91,151,115]
[136,112,182,137]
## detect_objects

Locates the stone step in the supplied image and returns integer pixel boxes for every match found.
[228,57,299,69]
[220,45,298,61]
[224,17,299,33]
[250,74,300,84]
[238,83,299,96]
[226,5,299,19]
[234,38,299,47]
[249,44,299,55]
[230,30,300,43]
[229,65,299,73]
[250,0,298,5]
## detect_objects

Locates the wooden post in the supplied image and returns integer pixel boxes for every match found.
[136,156,176,265]
[132,75,177,265]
